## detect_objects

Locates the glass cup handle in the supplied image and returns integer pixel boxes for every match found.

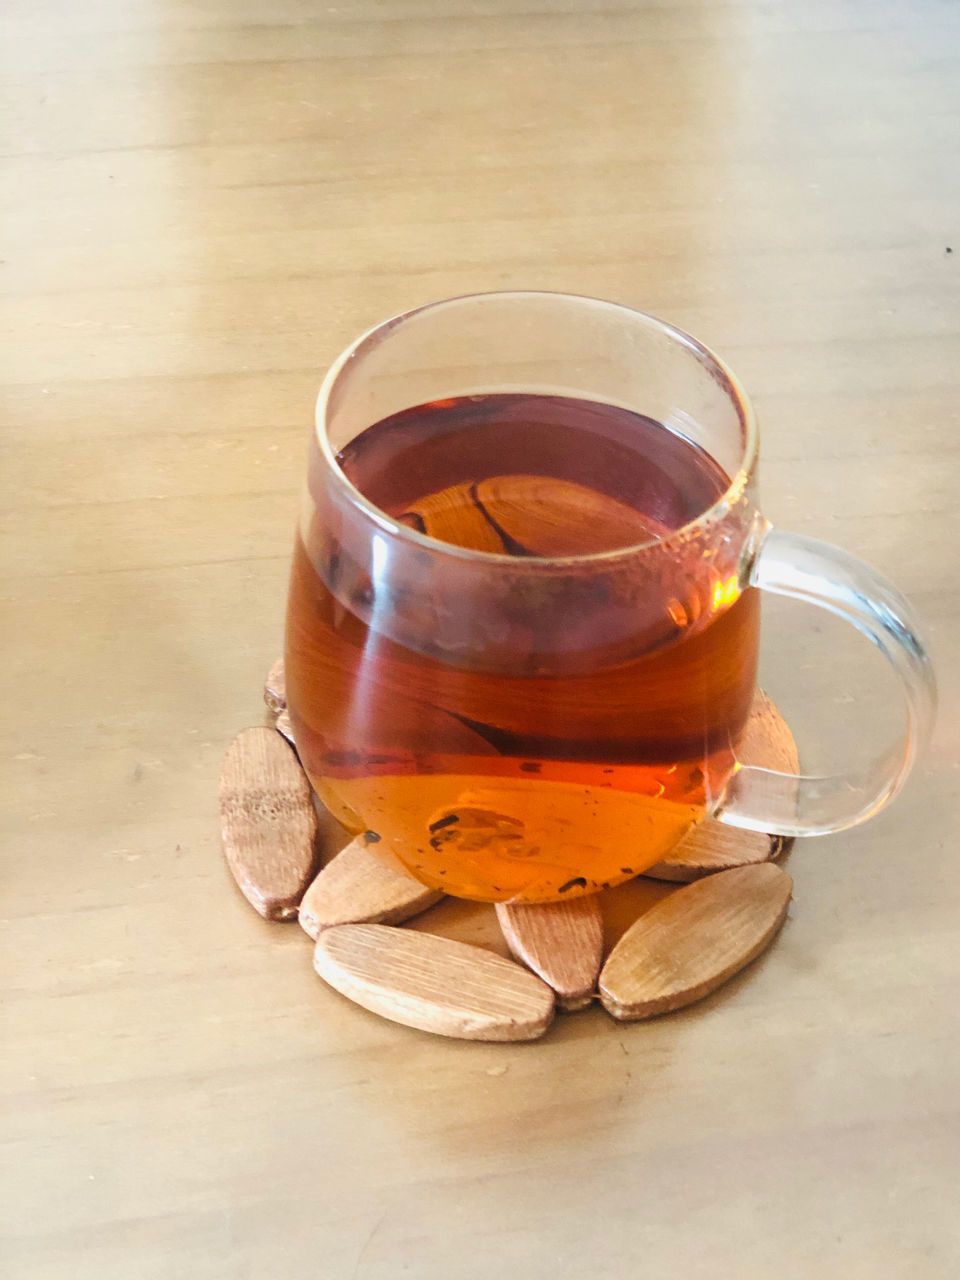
[716,527,937,837]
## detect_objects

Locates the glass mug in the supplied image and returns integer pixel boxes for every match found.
[285,292,935,903]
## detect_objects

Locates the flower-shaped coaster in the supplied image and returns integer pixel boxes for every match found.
[219,662,797,1041]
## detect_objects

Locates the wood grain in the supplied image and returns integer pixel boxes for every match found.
[599,864,793,1020]
[298,837,443,940]
[219,727,319,920]
[3,2,958,1275]
[495,895,604,1011]
[644,690,797,881]
[313,924,555,1041]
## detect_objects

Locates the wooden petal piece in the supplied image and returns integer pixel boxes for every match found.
[737,688,800,774]
[299,837,444,940]
[401,476,666,557]
[274,708,295,746]
[644,690,797,881]
[314,924,555,1041]
[219,727,319,920]
[264,656,286,715]
[474,475,668,556]
[599,863,792,1020]
[400,483,506,553]
[643,826,783,883]
[495,896,603,1011]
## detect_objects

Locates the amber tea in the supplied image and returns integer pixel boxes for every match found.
[285,293,933,900]
[286,394,759,902]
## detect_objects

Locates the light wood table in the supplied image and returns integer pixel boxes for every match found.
[2,3,959,1277]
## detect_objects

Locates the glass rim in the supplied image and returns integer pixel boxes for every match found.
[314,289,758,566]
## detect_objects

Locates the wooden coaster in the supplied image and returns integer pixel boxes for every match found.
[495,896,603,1011]
[599,863,792,1020]
[219,727,319,920]
[643,690,797,882]
[299,837,444,940]
[313,924,555,1041]
[229,670,798,1038]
